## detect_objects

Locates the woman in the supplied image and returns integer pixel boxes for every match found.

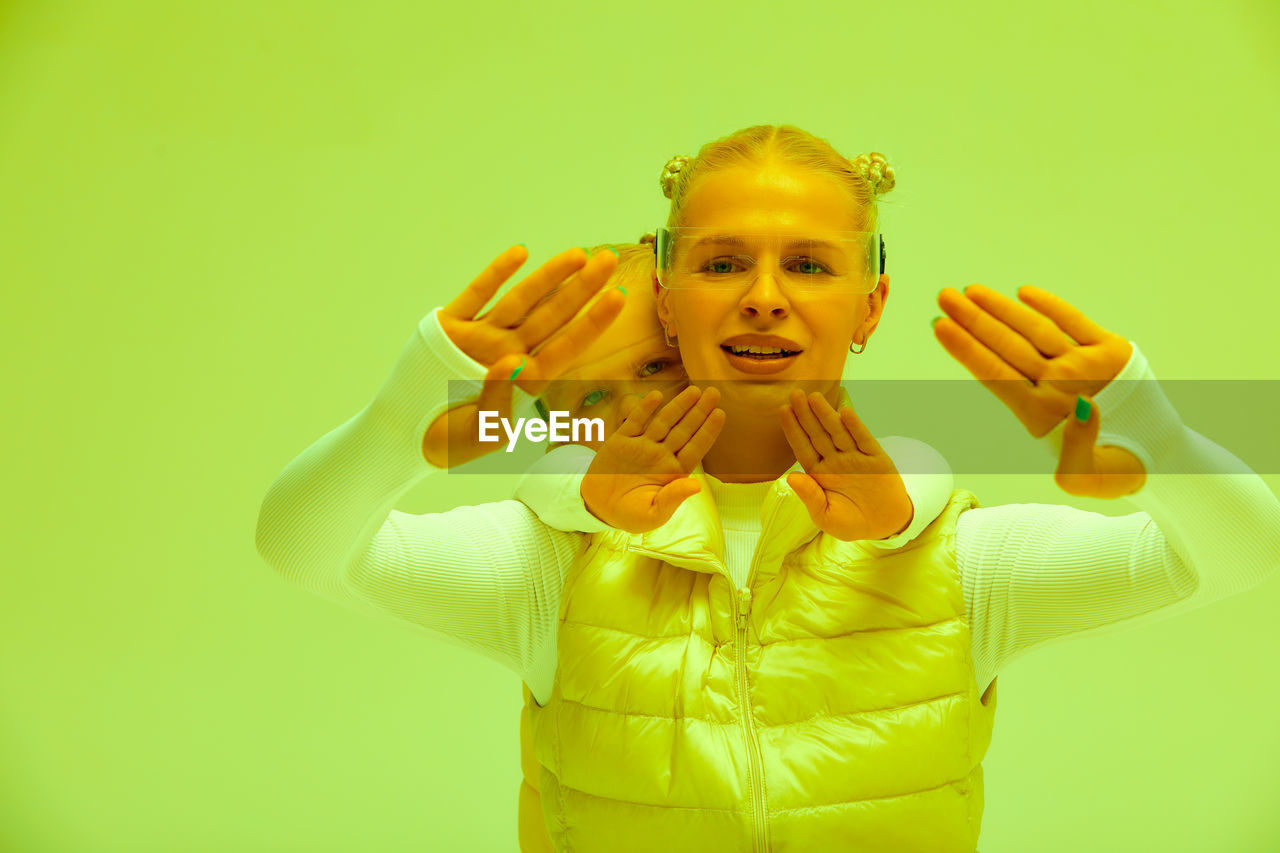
[509,126,1280,851]
[255,125,1280,852]
[485,244,955,852]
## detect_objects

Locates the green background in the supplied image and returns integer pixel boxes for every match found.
[3,1,1279,850]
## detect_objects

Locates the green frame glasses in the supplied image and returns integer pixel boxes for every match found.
[654,227,886,293]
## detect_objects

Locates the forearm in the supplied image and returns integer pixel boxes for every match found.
[254,311,573,676]
[254,401,433,601]
[1043,341,1280,604]
[964,343,1280,687]
[255,309,483,586]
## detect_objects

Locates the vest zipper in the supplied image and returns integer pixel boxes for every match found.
[735,584,769,851]
[633,494,784,848]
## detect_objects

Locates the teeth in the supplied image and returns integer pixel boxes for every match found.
[728,345,792,355]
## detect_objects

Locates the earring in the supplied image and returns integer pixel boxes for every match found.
[849,339,867,354]
[664,328,678,348]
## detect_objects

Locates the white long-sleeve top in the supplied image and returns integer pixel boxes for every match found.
[254,309,1280,705]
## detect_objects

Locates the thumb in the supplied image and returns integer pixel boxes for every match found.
[1054,394,1103,498]
[786,473,828,523]
[479,355,524,422]
[1057,394,1100,476]
[651,478,702,525]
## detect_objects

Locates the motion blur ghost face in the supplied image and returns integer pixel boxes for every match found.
[535,243,687,451]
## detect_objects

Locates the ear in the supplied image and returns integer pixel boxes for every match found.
[855,274,890,343]
[654,274,678,337]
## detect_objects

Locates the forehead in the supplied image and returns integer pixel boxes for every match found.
[678,164,863,233]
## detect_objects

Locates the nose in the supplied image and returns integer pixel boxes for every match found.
[738,268,790,320]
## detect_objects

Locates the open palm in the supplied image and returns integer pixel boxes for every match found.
[423,245,625,467]
[933,283,1146,498]
[580,386,726,533]
[779,389,914,541]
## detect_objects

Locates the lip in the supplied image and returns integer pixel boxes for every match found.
[719,334,804,375]
[721,334,804,351]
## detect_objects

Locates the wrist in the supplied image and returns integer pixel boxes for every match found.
[888,498,914,538]
[579,476,610,526]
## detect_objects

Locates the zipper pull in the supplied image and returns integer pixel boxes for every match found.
[736,586,753,620]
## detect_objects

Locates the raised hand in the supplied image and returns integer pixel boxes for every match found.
[580,386,726,534]
[933,283,1146,498]
[779,389,914,541]
[422,352,527,468]
[437,245,625,395]
[422,245,625,467]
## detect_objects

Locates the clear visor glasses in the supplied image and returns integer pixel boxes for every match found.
[655,227,885,293]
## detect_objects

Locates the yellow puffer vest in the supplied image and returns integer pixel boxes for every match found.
[519,474,997,852]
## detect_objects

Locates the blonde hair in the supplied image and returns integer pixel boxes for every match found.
[586,238,654,283]
[519,236,655,325]
[529,236,658,422]
[659,124,895,231]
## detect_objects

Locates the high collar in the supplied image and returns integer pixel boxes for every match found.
[624,386,867,582]
[626,463,817,582]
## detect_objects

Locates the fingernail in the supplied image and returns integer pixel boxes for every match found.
[607,246,619,256]
[1074,395,1090,423]
[615,285,627,295]
[509,358,526,381]
[516,243,527,249]
[930,315,943,328]
[580,247,591,256]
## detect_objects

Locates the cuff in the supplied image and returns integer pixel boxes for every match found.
[421,308,489,405]
[1037,341,1185,473]
[366,309,494,469]
[863,436,955,549]
[513,444,610,533]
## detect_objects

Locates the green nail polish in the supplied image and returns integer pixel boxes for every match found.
[509,358,525,381]
[580,247,591,256]
[615,285,627,295]
[608,246,619,256]
[1074,395,1091,423]
[930,315,943,328]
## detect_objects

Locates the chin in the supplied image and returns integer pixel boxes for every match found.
[714,379,795,411]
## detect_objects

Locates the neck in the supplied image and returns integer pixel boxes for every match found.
[701,395,797,483]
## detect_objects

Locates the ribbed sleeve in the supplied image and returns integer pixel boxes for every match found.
[513,443,612,534]
[254,309,582,689]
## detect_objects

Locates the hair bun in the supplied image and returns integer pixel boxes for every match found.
[660,155,692,199]
[638,232,656,245]
[851,152,896,196]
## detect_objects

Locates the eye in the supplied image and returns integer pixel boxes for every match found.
[579,388,608,409]
[702,256,747,274]
[638,359,673,378]
[787,257,830,275]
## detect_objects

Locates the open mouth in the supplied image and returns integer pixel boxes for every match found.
[721,345,800,359]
